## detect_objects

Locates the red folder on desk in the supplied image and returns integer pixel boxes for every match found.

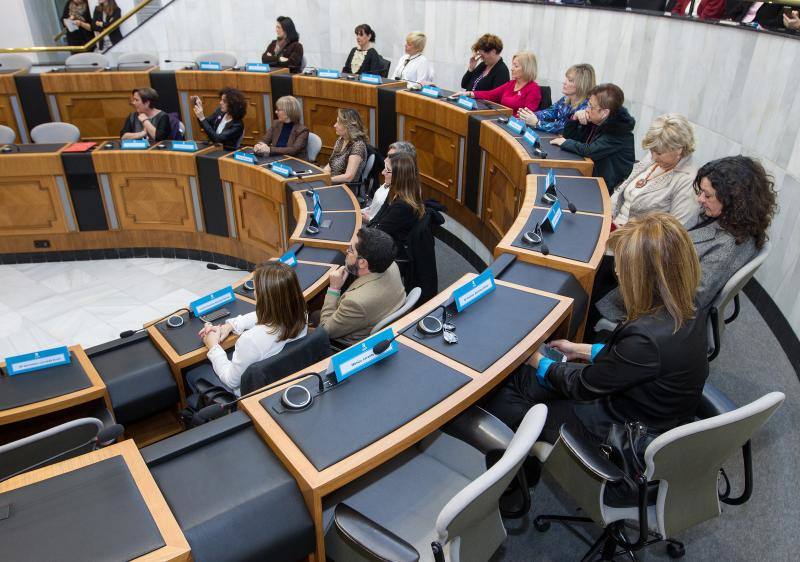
[63,142,96,152]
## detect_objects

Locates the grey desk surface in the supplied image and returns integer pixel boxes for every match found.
[0,352,91,411]
[511,207,603,263]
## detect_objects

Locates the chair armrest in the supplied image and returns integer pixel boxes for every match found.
[558,424,626,483]
[697,382,737,419]
[333,503,420,562]
[441,406,514,455]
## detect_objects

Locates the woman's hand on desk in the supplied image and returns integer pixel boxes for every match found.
[549,136,566,147]
[254,142,270,155]
[519,107,538,126]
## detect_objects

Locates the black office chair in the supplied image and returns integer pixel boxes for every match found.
[239,327,331,395]
[538,85,552,111]
[376,55,391,78]
[397,204,445,302]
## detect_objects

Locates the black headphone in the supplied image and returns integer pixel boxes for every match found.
[281,384,313,410]
[522,221,543,245]
[416,305,458,344]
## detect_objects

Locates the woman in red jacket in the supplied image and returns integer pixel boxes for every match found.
[461,51,541,117]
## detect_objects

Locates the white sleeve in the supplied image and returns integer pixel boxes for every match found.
[420,59,435,84]
[207,329,276,394]
[227,311,257,335]
[364,184,389,221]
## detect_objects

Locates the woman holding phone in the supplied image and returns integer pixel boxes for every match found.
[460,34,509,92]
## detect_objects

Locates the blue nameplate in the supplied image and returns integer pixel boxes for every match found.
[523,128,540,146]
[170,140,197,152]
[190,286,235,317]
[360,73,381,84]
[330,327,398,383]
[245,62,270,73]
[421,85,440,98]
[271,162,292,177]
[543,199,563,232]
[279,250,297,267]
[546,168,556,190]
[452,269,496,313]
[233,150,256,164]
[121,139,149,150]
[5,346,71,376]
[198,61,222,71]
[312,194,323,226]
[457,96,477,110]
[507,117,525,135]
[318,69,340,79]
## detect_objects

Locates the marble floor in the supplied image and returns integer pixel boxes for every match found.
[0,258,244,360]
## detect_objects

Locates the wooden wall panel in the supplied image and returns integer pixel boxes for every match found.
[0,94,22,143]
[482,154,520,240]
[54,92,133,141]
[0,177,70,236]
[403,116,459,201]
[111,174,196,232]
[233,184,285,257]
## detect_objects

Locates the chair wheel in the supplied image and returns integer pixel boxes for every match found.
[667,542,685,558]
[533,518,551,532]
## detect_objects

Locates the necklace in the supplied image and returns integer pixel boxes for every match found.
[635,162,676,188]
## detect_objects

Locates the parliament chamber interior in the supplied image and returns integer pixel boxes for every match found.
[0,0,798,560]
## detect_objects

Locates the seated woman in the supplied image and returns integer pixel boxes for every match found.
[191,261,308,396]
[392,31,435,84]
[488,213,709,447]
[610,113,699,229]
[120,87,171,143]
[519,63,595,134]
[368,151,425,264]
[596,156,778,323]
[254,95,309,160]
[261,16,304,73]
[550,83,635,193]
[192,87,246,149]
[343,24,382,75]
[462,51,541,116]
[460,33,509,92]
[323,108,368,184]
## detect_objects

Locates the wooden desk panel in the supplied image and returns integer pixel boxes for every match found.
[176,69,288,147]
[0,440,191,561]
[40,70,154,141]
[0,70,27,143]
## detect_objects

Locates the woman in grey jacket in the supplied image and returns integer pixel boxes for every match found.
[610,114,698,228]
[596,155,777,322]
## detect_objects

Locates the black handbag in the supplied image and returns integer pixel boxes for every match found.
[600,421,659,481]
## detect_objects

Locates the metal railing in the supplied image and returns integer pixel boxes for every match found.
[0,0,162,54]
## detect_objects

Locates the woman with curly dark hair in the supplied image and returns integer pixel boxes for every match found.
[192,87,247,149]
[596,155,778,323]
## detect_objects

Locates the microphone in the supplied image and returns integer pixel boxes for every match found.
[554,184,577,214]
[207,263,254,272]
[119,307,190,338]
[0,423,124,484]
[372,334,400,355]
[522,221,549,255]
[64,62,102,71]
[1,144,20,153]
[196,370,327,422]
[117,60,155,69]
[164,59,199,69]
[301,66,318,75]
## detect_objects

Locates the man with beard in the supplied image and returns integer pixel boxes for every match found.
[319,227,406,347]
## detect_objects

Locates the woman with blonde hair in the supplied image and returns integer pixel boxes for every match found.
[489,213,709,447]
[610,113,698,228]
[254,95,310,160]
[191,261,308,396]
[324,108,368,184]
[392,31,435,84]
[519,63,595,133]
[369,151,424,264]
[462,51,541,117]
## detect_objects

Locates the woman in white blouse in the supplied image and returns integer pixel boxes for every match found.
[190,261,308,396]
[392,31,435,84]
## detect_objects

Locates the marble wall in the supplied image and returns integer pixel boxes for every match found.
[108,0,800,338]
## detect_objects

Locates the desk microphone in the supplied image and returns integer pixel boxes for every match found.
[554,184,577,213]
[117,60,155,69]
[196,370,328,422]
[522,221,549,256]
[540,181,577,213]
[0,424,124,484]
[207,263,254,272]
[1,144,19,153]
[164,59,199,69]
[119,306,190,338]
[301,66,318,75]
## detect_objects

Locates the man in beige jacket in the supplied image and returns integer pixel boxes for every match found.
[320,227,406,347]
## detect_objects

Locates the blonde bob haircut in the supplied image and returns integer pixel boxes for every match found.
[406,31,427,53]
[566,63,596,108]
[642,113,696,156]
[609,212,700,332]
[275,95,302,123]
[336,108,368,143]
[513,51,538,83]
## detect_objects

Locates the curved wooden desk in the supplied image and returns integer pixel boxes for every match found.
[0,68,28,143]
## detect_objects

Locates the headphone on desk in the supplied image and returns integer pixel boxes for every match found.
[415,305,459,344]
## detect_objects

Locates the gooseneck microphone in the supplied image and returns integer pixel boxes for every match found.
[554,184,577,213]
[196,370,327,422]
[119,306,191,338]
[207,263,254,272]
[164,59,199,69]
[117,60,155,69]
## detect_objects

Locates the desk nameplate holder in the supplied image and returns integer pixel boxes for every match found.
[245,62,271,73]
[4,346,71,376]
[452,269,496,313]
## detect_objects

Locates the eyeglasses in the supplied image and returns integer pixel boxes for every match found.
[383,168,392,174]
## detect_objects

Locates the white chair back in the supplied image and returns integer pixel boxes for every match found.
[0,125,16,144]
[195,51,237,69]
[0,53,33,72]
[370,287,421,334]
[644,391,784,538]
[307,132,322,162]
[117,52,158,70]
[31,122,81,143]
[436,405,548,561]
[65,52,110,69]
